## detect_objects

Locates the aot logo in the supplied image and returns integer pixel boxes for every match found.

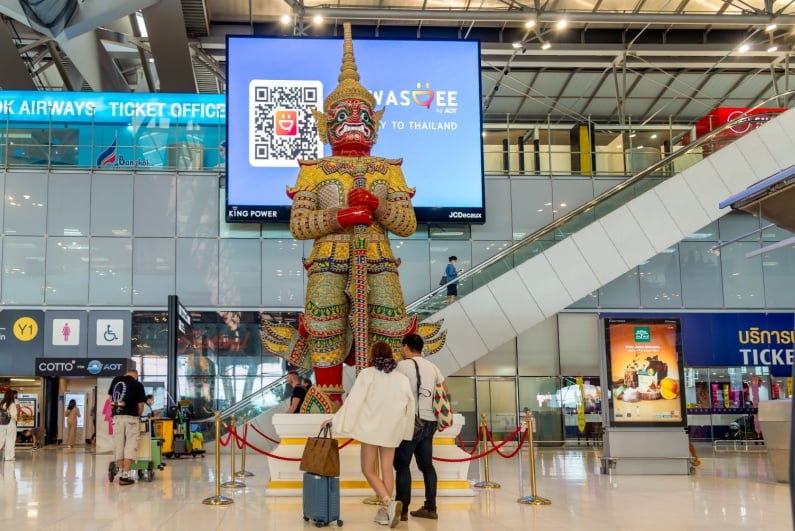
[13,317,38,342]
[274,109,297,136]
[87,360,103,375]
[634,326,651,343]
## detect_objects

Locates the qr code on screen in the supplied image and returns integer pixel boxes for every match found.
[249,79,324,167]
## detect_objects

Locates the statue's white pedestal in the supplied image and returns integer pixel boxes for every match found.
[266,413,473,497]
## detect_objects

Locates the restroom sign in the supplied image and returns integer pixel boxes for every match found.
[96,319,123,346]
[52,319,80,346]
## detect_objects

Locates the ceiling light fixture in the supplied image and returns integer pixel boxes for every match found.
[556,19,567,30]
[768,44,779,52]
[512,41,522,49]
[738,43,750,52]
[766,23,777,32]
[651,134,657,139]
[525,19,536,29]
[541,41,552,50]
[312,15,323,24]
[280,14,291,25]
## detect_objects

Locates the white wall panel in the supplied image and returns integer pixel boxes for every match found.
[730,132,781,187]
[627,190,683,253]
[571,221,628,285]
[754,120,795,170]
[652,177,711,236]
[435,302,488,369]
[600,207,657,268]
[430,345,461,378]
[517,316,559,376]
[543,237,600,300]
[487,269,544,333]
[558,313,600,375]
[680,166,730,220]
[460,284,515,350]
[514,254,573,317]
[706,143,765,196]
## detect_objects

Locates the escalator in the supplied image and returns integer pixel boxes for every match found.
[409,98,795,378]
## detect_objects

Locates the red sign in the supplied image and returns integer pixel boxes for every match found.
[694,106,786,154]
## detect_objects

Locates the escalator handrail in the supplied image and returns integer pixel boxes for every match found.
[409,91,795,312]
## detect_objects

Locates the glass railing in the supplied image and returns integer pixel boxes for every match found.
[409,94,793,321]
[192,367,313,441]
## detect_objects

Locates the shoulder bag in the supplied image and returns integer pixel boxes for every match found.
[299,425,340,477]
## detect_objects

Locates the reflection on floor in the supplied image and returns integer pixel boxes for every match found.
[0,443,789,530]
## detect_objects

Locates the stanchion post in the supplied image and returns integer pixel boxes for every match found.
[518,411,551,505]
[235,413,254,478]
[222,414,245,488]
[203,412,233,505]
[474,413,500,489]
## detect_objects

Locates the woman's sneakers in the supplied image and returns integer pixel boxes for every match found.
[374,507,389,525]
[386,500,403,528]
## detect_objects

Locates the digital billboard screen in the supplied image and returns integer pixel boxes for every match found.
[604,318,686,428]
[226,35,484,224]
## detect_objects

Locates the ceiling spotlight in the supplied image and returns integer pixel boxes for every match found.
[766,23,777,32]
[651,134,657,139]
[738,43,750,52]
[148,57,154,63]
[541,41,552,50]
[512,41,522,49]
[768,44,779,52]
[525,19,536,29]
[312,15,323,24]
[280,14,291,25]
[556,19,567,30]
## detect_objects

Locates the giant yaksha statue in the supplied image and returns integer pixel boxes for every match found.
[262,23,444,408]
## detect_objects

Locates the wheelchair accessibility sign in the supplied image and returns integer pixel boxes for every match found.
[96,319,123,346]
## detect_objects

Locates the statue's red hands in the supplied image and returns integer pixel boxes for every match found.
[337,206,373,227]
[348,188,381,211]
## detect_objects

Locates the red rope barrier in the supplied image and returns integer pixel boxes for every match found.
[250,423,281,444]
[226,428,356,461]
[432,433,518,462]
[233,423,246,450]
[487,427,528,459]
[457,432,480,455]
[218,425,233,447]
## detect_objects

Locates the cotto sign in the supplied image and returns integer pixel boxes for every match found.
[35,358,130,377]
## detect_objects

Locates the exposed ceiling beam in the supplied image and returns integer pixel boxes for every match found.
[0,18,36,89]
[57,30,130,92]
[62,0,159,40]
[143,0,197,93]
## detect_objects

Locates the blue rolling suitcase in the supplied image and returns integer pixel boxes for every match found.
[302,472,343,527]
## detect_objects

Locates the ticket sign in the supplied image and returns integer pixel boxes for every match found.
[604,318,686,428]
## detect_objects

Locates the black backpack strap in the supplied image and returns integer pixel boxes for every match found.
[410,358,421,415]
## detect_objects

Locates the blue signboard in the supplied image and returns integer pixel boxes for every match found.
[601,312,795,377]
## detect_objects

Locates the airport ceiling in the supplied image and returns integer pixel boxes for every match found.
[3,0,795,126]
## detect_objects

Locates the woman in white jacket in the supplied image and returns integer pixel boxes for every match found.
[322,341,415,528]
[0,389,18,461]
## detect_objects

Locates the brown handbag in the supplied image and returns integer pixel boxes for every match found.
[299,425,340,477]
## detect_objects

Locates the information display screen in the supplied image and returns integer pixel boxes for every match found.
[604,318,686,427]
[226,35,485,224]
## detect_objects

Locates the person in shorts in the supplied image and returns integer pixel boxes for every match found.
[108,369,146,485]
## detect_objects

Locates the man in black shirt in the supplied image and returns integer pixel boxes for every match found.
[108,368,146,485]
[285,371,306,414]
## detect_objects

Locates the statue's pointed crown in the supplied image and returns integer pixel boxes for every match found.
[323,22,375,112]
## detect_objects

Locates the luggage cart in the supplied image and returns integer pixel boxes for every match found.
[108,418,164,483]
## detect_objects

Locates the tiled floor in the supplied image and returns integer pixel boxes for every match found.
[0,443,789,530]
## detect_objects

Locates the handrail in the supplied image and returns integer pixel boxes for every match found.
[408,91,795,314]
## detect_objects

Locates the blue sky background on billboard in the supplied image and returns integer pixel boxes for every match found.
[226,36,484,223]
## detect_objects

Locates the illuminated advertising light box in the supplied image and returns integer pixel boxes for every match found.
[603,318,686,428]
[226,35,485,224]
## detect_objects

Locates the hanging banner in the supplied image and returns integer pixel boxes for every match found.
[576,376,586,433]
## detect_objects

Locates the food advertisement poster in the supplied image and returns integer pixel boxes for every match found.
[604,318,686,427]
[16,395,37,429]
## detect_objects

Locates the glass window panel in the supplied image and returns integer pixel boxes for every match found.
[471,240,512,271]
[518,376,564,444]
[0,172,5,231]
[133,238,175,306]
[261,239,304,307]
[551,178,596,221]
[721,242,765,308]
[569,291,598,309]
[762,244,795,308]
[176,238,219,306]
[177,174,219,237]
[91,173,133,236]
[430,242,470,299]
[219,239,261,307]
[445,376,477,442]
[5,171,46,235]
[89,237,133,306]
[517,316,559,376]
[718,212,761,242]
[45,237,88,304]
[392,239,430,304]
[47,172,90,236]
[218,188,261,238]
[477,378,517,439]
[597,268,640,308]
[2,236,46,304]
[510,178,553,240]
[133,173,176,237]
[760,218,794,242]
[471,178,512,241]
[683,220,718,242]
[680,241,723,308]
[475,340,517,376]
[639,246,682,308]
